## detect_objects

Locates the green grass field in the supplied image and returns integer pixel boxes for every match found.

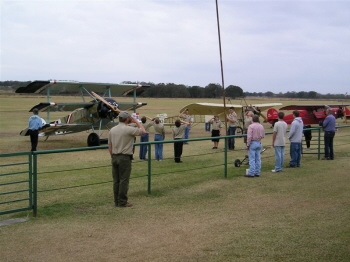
[1,94,350,261]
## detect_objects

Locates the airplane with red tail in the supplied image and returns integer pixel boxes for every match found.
[267,104,350,126]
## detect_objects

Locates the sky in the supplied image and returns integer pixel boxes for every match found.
[1,0,349,95]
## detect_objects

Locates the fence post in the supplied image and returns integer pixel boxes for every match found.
[224,137,228,178]
[147,144,152,194]
[317,128,321,160]
[32,153,38,217]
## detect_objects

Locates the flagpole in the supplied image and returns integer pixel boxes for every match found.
[215,0,227,135]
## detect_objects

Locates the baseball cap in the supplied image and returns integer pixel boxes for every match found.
[119,111,131,118]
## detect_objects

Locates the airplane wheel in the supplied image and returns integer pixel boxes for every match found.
[236,127,243,134]
[234,159,241,167]
[87,133,100,147]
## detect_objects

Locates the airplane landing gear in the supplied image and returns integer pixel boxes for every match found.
[87,133,100,147]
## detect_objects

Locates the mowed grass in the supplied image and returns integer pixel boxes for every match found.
[1,94,350,261]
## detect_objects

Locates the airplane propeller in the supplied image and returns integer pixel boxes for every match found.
[91,91,121,114]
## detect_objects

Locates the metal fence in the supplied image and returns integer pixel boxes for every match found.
[1,125,349,217]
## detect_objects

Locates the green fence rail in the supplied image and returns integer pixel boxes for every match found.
[1,125,349,217]
[0,152,33,216]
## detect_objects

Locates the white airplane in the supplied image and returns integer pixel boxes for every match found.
[176,102,283,133]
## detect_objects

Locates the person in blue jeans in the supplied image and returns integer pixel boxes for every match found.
[152,117,165,161]
[179,109,192,144]
[271,112,287,172]
[245,115,265,177]
[139,116,153,160]
[226,107,237,150]
[287,111,304,168]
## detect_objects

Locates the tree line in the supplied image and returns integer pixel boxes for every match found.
[0,80,348,100]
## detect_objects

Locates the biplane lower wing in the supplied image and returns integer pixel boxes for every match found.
[29,102,147,113]
[20,121,115,137]
[29,102,95,112]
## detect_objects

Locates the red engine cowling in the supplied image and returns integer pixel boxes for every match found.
[267,108,279,125]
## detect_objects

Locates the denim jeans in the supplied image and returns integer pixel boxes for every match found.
[248,141,262,176]
[227,126,236,149]
[324,131,335,159]
[139,133,149,159]
[184,125,190,142]
[289,142,301,167]
[274,146,285,171]
[154,134,163,160]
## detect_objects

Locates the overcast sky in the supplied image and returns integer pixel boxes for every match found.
[1,0,349,94]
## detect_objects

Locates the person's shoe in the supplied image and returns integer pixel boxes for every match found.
[322,157,330,160]
[119,203,133,207]
[286,165,296,168]
[244,175,254,178]
[271,169,281,173]
[255,175,260,177]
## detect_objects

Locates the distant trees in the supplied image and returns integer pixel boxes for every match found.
[225,85,244,98]
[0,81,348,100]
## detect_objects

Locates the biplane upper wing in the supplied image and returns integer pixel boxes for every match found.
[249,103,283,110]
[15,80,150,96]
[179,102,282,115]
[280,104,350,111]
[179,103,243,115]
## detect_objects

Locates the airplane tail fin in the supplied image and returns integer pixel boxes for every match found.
[267,108,278,124]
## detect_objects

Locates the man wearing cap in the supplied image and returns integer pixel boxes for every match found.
[28,108,42,151]
[108,111,146,207]
[179,109,192,144]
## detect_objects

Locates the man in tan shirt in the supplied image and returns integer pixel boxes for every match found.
[108,111,145,207]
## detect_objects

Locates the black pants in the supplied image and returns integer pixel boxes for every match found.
[324,131,335,159]
[29,129,39,151]
[174,139,183,162]
[304,125,312,148]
